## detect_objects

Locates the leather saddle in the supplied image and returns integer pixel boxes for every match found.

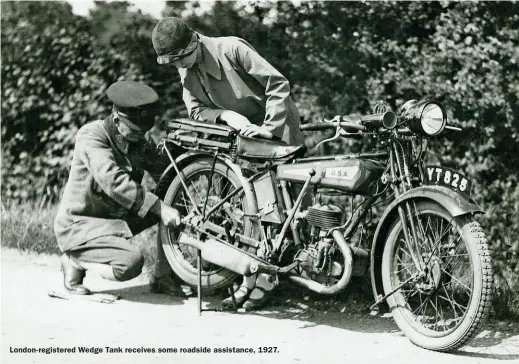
[166,118,306,161]
[236,135,306,160]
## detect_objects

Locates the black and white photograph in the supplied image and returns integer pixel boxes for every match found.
[1,0,518,363]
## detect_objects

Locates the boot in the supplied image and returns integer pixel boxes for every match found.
[242,273,276,311]
[221,285,252,309]
[60,254,90,295]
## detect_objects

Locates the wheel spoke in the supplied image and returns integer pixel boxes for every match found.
[440,267,473,293]
[166,168,251,275]
[388,204,482,337]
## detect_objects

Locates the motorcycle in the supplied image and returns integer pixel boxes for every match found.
[155,99,493,352]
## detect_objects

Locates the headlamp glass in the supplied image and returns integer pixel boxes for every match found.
[421,103,445,135]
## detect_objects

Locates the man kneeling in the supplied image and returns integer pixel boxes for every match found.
[54,80,188,296]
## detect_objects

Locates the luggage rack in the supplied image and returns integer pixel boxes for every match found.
[166,119,238,154]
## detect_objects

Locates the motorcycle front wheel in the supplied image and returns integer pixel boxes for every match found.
[159,158,258,294]
[381,200,493,351]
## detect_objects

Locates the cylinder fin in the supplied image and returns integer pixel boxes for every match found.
[306,204,343,230]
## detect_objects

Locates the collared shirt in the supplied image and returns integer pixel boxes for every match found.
[179,34,303,145]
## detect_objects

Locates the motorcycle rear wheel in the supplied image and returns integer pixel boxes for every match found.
[381,200,493,351]
[159,158,258,294]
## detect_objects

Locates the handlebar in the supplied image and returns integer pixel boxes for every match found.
[300,112,397,133]
[299,118,366,132]
[299,123,337,131]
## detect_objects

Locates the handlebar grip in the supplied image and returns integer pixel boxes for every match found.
[339,121,366,132]
[300,123,337,131]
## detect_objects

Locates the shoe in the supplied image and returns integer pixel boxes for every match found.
[60,254,90,295]
[221,286,252,309]
[149,273,194,297]
[242,273,276,312]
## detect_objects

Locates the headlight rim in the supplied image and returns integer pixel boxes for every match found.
[401,99,447,136]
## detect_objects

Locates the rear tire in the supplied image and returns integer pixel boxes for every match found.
[381,200,493,351]
[159,158,258,294]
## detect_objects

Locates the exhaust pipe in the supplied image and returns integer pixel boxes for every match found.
[288,230,355,295]
[178,233,270,276]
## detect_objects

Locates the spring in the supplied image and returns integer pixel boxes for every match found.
[394,141,412,191]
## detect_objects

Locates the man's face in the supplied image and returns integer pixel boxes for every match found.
[171,46,198,69]
[116,117,147,143]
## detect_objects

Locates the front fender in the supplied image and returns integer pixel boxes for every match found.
[369,185,483,306]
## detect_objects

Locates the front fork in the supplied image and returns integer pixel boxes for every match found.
[389,139,426,271]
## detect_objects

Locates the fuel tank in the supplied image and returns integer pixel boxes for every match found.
[277,157,385,195]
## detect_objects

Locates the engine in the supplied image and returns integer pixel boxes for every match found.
[294,203,345,283]
[295,203,368,284]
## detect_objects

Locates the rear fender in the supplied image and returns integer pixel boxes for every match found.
[370,185,484,306]
[155,150,258,215]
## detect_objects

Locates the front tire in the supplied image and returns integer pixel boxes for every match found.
[381,200,493,351]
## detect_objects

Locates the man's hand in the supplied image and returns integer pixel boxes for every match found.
[218,110,273,139]
[219,110,252,130]
[240,124,273,139]
[160,205,182,228]
[151,200,182,229]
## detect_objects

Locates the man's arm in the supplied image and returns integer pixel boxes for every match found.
[182,86,224,123]
[183,87,255,132]
[232,38,291,140]
[76,127,159,219]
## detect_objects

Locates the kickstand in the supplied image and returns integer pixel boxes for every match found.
[197,249,203,315]
[196,249,238,315]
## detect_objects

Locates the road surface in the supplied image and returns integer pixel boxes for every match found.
[1,248,518,364]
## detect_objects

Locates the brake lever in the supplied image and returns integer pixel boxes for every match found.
[315,115,362,149]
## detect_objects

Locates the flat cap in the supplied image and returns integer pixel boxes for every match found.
[106,80,159,109]
[152,17,198,64]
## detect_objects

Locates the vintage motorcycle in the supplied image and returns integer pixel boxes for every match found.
[155,99,493,352]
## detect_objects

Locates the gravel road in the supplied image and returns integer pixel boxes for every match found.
[1,248,518,364]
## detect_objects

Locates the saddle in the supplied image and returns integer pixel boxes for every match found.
[166,118,306,160]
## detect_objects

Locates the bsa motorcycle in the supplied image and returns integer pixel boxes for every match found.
[156,99,493,352]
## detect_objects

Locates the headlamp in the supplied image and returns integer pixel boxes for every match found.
[400,99,447,136]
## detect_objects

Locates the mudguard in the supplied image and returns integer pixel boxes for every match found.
[154,149,258,215]
[370,185,484,306]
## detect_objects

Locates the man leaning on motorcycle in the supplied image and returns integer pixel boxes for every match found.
[152,17,304,311]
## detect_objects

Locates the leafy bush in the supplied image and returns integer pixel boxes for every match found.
[1,1,144,203]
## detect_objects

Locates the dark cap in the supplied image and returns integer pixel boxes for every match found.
[152,17,198,64]
[106,81,159,130]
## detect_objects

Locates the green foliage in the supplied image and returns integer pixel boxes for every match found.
[1,1,144,202]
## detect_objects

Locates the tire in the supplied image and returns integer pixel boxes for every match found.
[159,158,258,294]
[381,200,493,351]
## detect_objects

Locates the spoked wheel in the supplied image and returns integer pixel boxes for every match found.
[159,158,258,294]
[381,200,493,351]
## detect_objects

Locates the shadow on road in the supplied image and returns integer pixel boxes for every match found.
[251,280,401,334]
[98,275,519,360]
[98,284,190,306]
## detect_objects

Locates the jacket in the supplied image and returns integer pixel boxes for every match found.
[180,34,304,145]
[54,118,170,251]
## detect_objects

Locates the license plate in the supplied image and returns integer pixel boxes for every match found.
[424,166,472,198]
